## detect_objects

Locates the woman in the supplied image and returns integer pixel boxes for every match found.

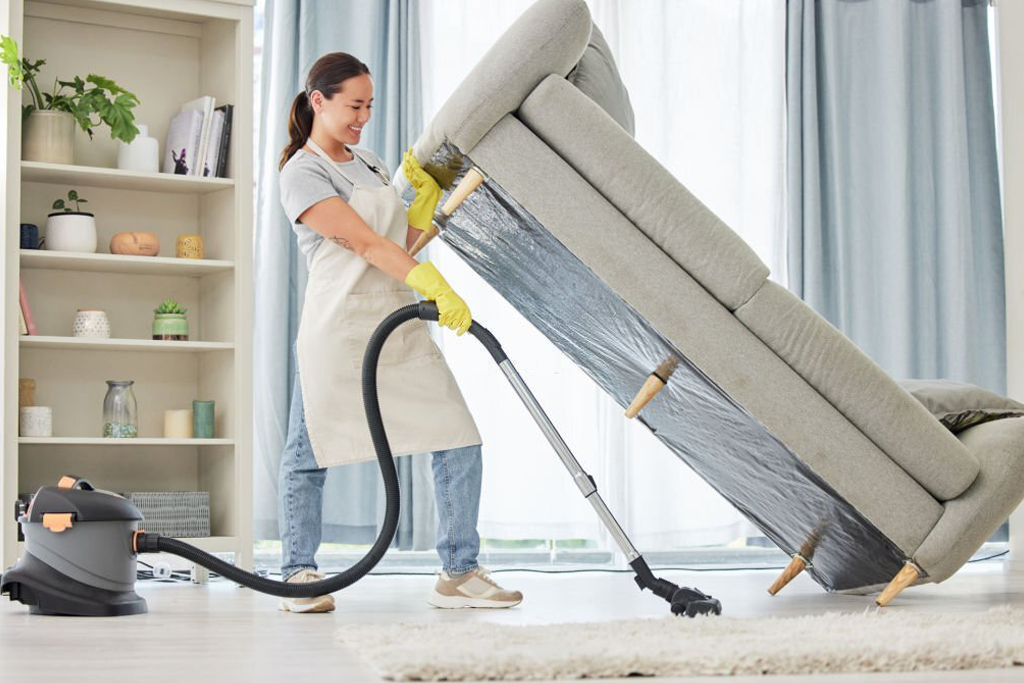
[276,52,521,613]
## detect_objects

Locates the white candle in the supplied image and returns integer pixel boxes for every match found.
[164,409,192,438]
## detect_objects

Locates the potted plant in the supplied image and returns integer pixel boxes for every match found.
[46,189,96,253]
[2,34,139,164]
[153,298,188,341]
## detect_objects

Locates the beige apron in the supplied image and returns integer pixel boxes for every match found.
[296,140,481,467]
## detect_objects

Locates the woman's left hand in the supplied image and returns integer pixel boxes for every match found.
[403,149,442,232]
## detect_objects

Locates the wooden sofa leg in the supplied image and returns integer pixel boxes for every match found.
[409,167,486,257]
[876,563,920,607]
[768,554,808,596]
[625,357,678,418]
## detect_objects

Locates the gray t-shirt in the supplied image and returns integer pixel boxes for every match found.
[278,147,391,267]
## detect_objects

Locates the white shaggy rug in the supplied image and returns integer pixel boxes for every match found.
[337,607,1024,680]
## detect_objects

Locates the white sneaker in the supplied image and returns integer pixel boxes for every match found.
[278,569,335,613]
[428,566,523,609]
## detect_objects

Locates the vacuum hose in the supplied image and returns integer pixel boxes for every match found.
[135,302,499,598]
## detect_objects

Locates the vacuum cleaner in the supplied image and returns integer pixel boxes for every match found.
[1,302,722,618]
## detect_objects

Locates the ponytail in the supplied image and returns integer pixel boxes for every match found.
[278,52,371,170]
[279,91,313,170]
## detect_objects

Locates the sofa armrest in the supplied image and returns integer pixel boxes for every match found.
[411,0,592,165]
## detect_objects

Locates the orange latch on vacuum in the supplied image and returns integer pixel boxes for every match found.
[57,476,78,489]
[42,513,74,533]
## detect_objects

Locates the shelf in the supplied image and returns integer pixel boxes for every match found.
[20,336,234,353]
[20,250,234,276]
[18,438,234,446]
[21,161,234,194]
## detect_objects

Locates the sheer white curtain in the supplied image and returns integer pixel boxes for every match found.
[419,0,784,548]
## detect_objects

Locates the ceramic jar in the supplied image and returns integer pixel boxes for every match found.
[153,313,188,341]
[45,212,97,253]
[116,123,160,173]
[23,111,75,164]
[72,309,111,338]
[20,406,53,437]
[175,235,204,259]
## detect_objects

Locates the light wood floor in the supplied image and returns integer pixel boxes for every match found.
[2,560,1023,682]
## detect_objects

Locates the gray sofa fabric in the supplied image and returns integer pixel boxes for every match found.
[736,281,980,501]
[469,114,942,556]
[518,75,769,312]
[567,24,636,135]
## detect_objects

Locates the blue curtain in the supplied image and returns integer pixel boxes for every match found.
[786,0,1005,393]
[253,0,435,551]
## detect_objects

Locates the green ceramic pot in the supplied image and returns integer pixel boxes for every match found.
[153,313,188,341]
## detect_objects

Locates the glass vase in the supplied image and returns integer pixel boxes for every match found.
[103,380,138,438]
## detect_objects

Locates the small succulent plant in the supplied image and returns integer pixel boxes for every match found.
[153,298,186,315]
[52,189,88,213]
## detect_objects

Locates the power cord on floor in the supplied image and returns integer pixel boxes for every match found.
[134,550,1011,582]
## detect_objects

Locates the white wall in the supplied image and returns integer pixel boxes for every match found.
[998,1,1024,564]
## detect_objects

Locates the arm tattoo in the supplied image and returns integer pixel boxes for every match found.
[329,236,353,251]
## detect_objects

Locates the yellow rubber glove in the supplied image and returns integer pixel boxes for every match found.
[405,261,472,335]
[403,149,442,233]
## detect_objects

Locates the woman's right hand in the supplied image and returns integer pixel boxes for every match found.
[404,261,472,335]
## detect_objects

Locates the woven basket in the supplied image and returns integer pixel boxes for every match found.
[127,491,210,538]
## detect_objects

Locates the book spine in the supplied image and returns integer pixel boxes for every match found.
[19,277,37,335]
[189,117,204,176]
[216,105,233,178]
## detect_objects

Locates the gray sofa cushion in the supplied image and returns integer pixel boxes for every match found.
[735,280,980,501]
[899,379,1024,433]
[470,113,943,554]
[518,75,769,311]
[567,24,635,135]
[410,0,592,165]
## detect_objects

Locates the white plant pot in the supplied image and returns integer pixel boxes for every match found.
[23,111,75,164]
[45,212,97,253]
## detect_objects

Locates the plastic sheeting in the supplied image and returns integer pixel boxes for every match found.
[411,142,909,591]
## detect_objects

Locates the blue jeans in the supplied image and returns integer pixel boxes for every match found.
[278,366,483,581]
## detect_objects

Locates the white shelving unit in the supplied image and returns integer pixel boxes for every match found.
[999,3,1024,566]
[1,0,254,570]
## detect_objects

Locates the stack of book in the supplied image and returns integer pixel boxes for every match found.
[162,96,234,178]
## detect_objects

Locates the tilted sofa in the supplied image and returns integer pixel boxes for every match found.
[399,0,1024,604]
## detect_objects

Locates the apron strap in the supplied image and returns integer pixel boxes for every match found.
[305,138,391,187]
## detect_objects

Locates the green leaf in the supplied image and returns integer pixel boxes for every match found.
[52,199,65,210]
[77,198,87,204]
[1,35,24,89]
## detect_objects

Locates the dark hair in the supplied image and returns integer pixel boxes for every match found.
[279,52,371,170]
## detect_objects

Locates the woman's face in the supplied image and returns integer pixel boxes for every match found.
[311,73,373,147]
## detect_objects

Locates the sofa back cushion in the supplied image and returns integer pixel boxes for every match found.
[736,281,980,500]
